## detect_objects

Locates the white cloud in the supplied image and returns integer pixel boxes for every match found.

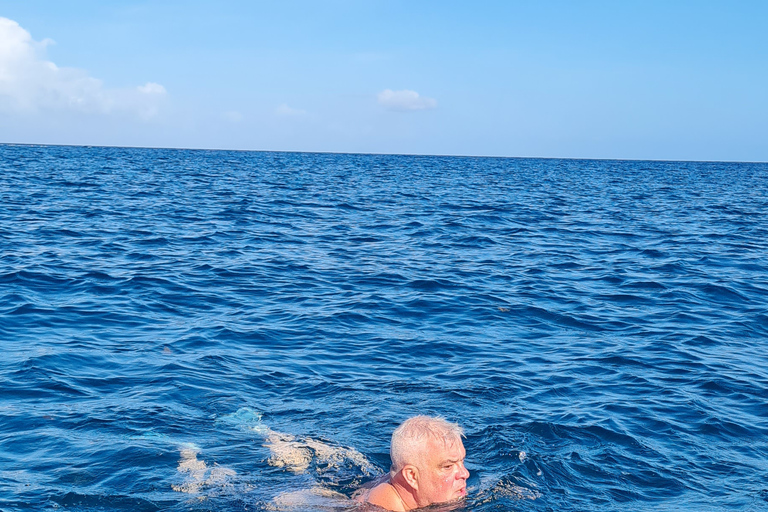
[275,103,307,117]
[138,82,166,95]
[0,17,166,119]
[377,89,437,111]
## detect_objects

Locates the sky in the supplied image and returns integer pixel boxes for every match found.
[0,0,766,161]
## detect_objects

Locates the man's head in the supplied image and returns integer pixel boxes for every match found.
[390,416,469,508]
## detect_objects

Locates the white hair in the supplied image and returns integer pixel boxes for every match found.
[390,416,464,473]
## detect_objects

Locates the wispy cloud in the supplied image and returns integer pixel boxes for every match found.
[275,103,307,117]
[377,89,437,112]
[137,82,166,95]
[0,17,166,119]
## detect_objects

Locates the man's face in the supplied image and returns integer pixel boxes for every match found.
[415,437,469,506]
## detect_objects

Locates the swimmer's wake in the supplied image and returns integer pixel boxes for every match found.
[216,408,376,478]
[133,409,537,510]
[165,407,378,509]
[172,444,236,494]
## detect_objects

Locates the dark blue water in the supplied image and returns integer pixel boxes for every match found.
[1,144,767,512]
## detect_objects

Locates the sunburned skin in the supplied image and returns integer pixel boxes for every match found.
[356,436,470,511]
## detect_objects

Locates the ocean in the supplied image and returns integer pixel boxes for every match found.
[1,144,766,511]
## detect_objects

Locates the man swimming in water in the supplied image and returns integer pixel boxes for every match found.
[357,416,470,511]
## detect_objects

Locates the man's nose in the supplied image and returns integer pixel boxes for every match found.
[458,462,470,480]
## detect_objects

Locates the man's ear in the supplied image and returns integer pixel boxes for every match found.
[401,464,419,490]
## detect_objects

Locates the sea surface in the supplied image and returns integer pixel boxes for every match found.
[1,144,767,512]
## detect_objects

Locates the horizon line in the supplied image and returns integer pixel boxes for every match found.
[1,141,766,166]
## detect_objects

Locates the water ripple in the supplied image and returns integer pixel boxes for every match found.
[1,145,767,511]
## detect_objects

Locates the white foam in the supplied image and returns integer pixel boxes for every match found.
[171,407,376,507]
[171,444,236,494]
[263,430,313,474]
[267,486,351,511]
[216,408,375,476]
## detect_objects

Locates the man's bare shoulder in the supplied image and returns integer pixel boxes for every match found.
[355,476,405,512]
[364,482,405,512]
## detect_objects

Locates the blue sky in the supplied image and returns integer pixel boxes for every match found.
[1,0,766,161]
